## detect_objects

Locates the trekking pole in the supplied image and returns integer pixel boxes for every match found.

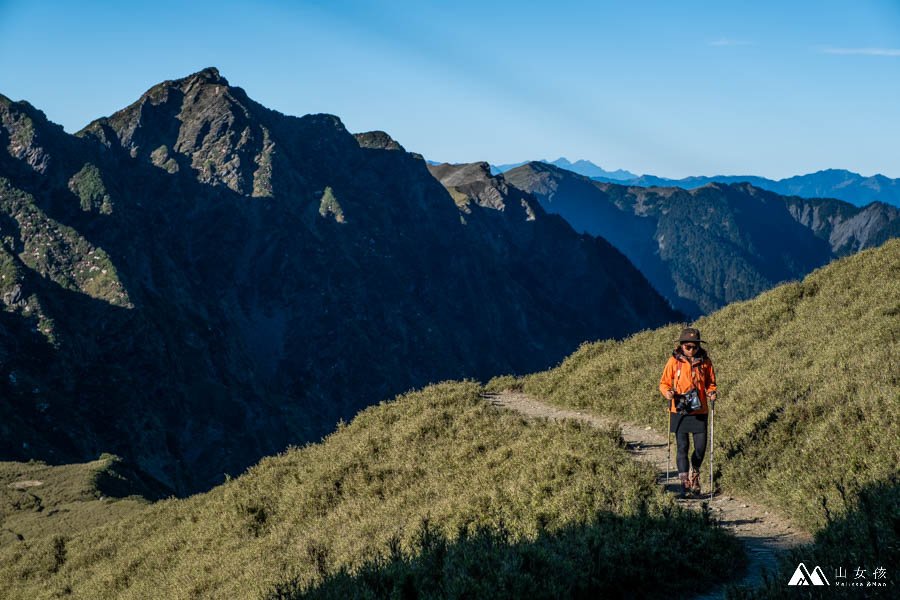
[709,398,715,500]
[666,403,671,487]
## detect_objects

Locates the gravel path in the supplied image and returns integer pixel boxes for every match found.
[483,390,812,598]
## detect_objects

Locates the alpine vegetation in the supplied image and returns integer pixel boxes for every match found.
[513,239,900,595]
[0,382,743,599]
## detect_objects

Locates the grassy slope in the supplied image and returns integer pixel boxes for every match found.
[495,239,900,597]
[515,238,899,533]
[4,241,896,599]
[0,381,743,599]
[0,455,152,545]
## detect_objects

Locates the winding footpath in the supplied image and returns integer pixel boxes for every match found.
[483,390,812,598]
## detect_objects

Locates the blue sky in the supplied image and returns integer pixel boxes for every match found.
[1,0,898,178]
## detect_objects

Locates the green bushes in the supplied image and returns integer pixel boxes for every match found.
[0,177,131,308]
[287,510,743,600]
[150,145,180,174]
[68,163,113,214]
[318,186,345,223]
[728,477,898,598]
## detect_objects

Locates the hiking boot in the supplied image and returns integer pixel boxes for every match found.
[679,472,691,498]
[688,468,701,495]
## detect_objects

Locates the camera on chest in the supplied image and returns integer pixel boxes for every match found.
[674,389,702,414]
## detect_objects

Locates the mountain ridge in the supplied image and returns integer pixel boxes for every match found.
[593,167,900,208]
[427,160,676,330]
[503,161,898,317]
[491,157,637,180]
[0,69,678,493]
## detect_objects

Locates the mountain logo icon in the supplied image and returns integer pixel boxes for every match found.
[787,563,830,586]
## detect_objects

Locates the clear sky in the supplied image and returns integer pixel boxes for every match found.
[1,0,898,178]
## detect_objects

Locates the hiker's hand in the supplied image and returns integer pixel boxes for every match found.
[708,391,717,401]
[665,390,674,401]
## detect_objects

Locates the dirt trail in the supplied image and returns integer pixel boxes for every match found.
[483,390,812,598]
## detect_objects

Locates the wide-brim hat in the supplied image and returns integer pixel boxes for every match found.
[677,327,705,344]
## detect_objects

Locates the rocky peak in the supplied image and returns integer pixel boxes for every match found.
[785,196,900,255]
[428,161,544,220]
[0,95,68,175]
[509,161,589,186]
[186,66,227,86]
[428,161,493,188]
[503,161,577,199]
[354,130,405,151]
[698,181,728,192]
[135,67,231,106]
[76,68,361,199]
[522,160,570,176]
[78,68,278,195]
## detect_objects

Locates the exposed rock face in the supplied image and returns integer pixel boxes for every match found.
[354,131,405,151]
[503,162,888,317]
[784,196,900,256]
[0,70,678,494]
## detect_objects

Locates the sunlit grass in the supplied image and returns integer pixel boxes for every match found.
[0,381,743,599]
[4,239,895,599]
[515,239,899,532]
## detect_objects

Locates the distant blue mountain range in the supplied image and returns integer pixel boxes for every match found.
[464,158,900,209]
[592,169,900,208]
[491,158,637,181]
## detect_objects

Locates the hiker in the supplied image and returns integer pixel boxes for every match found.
[659,327,717,497]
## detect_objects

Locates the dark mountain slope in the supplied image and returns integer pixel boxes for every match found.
[0,70,677,493]
[428,162,678,335]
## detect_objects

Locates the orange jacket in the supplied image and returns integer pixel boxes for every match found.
[659,350,717,415]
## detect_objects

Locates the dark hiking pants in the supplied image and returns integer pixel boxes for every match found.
[676,430,707,473]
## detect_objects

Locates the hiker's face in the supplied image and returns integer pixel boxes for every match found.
[682,343,697,355]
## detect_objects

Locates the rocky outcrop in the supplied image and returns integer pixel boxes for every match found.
[354,131,405,151]
[784,196,900,256]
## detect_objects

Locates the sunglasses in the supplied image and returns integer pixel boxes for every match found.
[681,343,698,350]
